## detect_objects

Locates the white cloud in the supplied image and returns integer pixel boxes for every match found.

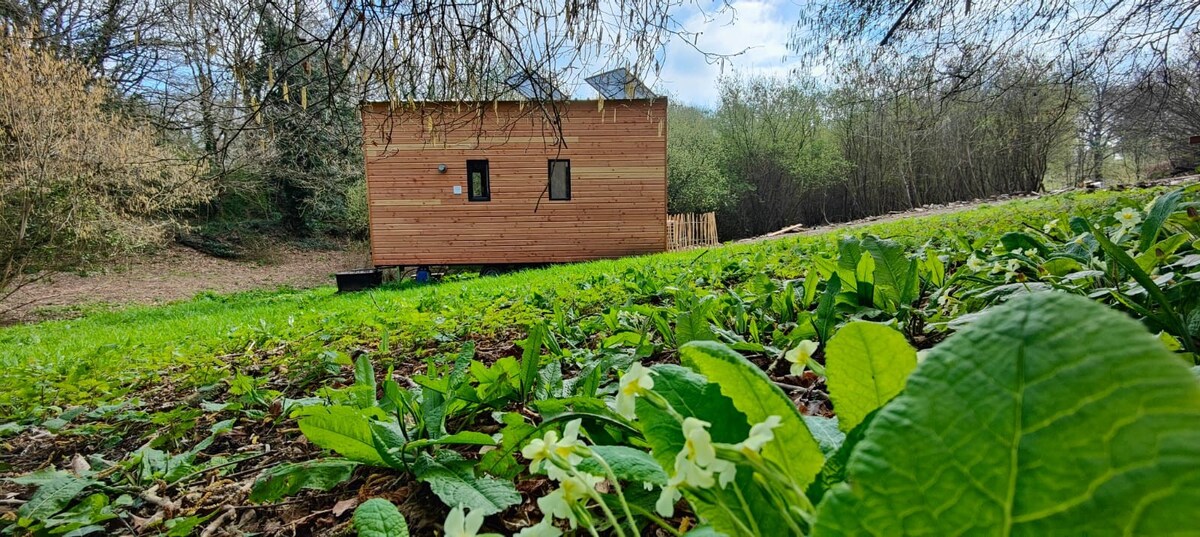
[655,0,800,107]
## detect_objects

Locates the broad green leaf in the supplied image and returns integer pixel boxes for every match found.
[478,412,537,478]
[675,305,716,345]
[680,341,824,490]
[634,364,790,537]
[369,421,410,469]
[414,451,520,515]
[999,231,1047,256]
[407,430,497,451]
[813,273,842,343]
[836,237,864,289]
[1086,219,1192,353]
[861,236,919,309]
[518,323,547,400]
[43,492,116,529]
[802,415,845,456]
[802,266,820,308]
[854,253,876,304]
[422,387,448,438]
[1134,232,1189,272]
[1040,257,1081,277]
[249,459,359,502]
[806,411,876,506]
[813,293,1200,536]
[298,406,385,466]
[824,321,917,432]
[1139,189,1182,252]
[577,445,667,486]
[921,248,945,287]
[19,475,92,520]
[635,364,750,470]
[353,498,410,537]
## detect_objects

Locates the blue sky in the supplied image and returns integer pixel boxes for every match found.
[653,0,806,107]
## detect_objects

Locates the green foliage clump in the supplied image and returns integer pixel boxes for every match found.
[2,185,1199,535]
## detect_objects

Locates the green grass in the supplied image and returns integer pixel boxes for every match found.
[0,188,1156,419]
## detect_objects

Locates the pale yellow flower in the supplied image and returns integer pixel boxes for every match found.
[735,415,782,455]
[966,255,986,272]
[784,340,819,376]
[444,505,485,537]
[536,471,603,529]
[615,363,654,420]
[670,418,736,489]
[1115,207,1141,227]
[522,419,584,473]
[655,484,681,517]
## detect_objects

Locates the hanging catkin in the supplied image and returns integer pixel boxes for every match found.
[301,86,307,110]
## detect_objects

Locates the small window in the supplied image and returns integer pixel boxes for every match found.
[548,159,571,200]
[467,160,490,201]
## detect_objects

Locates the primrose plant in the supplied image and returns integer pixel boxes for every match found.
[511,292,1200,536]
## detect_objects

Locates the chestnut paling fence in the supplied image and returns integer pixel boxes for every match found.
[668,212,719,250]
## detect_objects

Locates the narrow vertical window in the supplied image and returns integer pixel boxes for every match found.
[467,159,490,201]
[548,159,571,200]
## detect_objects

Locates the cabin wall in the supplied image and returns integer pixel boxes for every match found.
[361,99,668,266]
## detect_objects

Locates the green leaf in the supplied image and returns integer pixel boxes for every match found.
[369,421,410,470]
[802,415,845,457]
[635,365,750,470]
[675,301,716,345]
[1040,257,1082,277]
[1139,189,1182,252]
[999,231,1047,256]
[19,475,92,520]
[414,451,520,515]
[813,273,842,343]
[518,323,547,401]
[920,248,945,287]
[1086,219,1192,353]
[806,411,876,506]
[298,406,386,466]
[680,341,825,490]
[1134,233,1190,272]
[422,387,447,438]
[861,236,919,310]
[249,459,359,503]
[350,354,377,408]
[635,365,792,537]
[824,321,918,432]
[577,445,667,486]
[353,498,410,537]
[406,430,497,451]
[813,293,1200,536]
[478,412,537,478]
[803,265,820,308]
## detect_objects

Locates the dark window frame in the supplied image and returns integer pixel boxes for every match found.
[548,159,571,201]
[466,159,490,202]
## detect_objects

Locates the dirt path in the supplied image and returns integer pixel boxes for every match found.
[2,243,371,323]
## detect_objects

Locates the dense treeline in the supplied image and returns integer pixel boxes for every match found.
[670,46,1200,240]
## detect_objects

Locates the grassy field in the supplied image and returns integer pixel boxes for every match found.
[0,189,1149,418]
[2,185,1198,536]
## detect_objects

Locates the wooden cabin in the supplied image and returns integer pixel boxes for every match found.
[360,98,668,268]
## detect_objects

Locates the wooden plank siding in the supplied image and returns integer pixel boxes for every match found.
[361,99,668,266]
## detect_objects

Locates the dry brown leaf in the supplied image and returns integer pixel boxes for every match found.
[331,498,359,517]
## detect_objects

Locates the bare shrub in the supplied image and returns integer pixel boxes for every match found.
[0,31,212,300]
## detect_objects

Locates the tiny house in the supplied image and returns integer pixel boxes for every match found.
[359,97,668,270]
